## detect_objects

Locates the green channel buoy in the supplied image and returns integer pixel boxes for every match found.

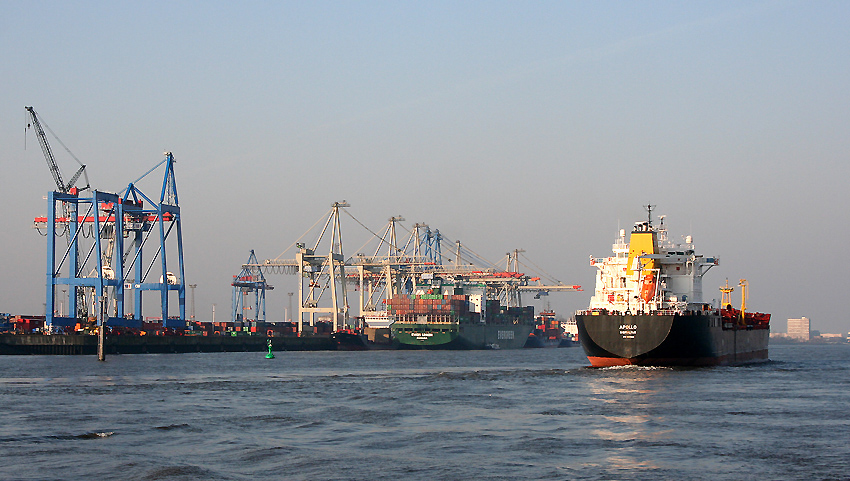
[265,339,275,359]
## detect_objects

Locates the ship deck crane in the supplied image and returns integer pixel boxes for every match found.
[739,279,748,318]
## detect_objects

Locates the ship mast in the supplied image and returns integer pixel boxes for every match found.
[720,278,735,309]
[644,204,655,228]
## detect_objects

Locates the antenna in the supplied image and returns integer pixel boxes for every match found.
[644,204,655,227]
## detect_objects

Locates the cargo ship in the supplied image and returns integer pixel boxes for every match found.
[524,310,579,348]
[575,207,770,367]
[330,329,369,351]
[389,279,534,349]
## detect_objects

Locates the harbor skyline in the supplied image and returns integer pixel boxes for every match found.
[1,1,848,332]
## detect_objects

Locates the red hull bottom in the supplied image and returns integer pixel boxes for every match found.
[588,349,769,368]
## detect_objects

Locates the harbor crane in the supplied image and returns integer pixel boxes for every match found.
[37,151,186,331]
[27,106,93,319]
[232,250,273,323]
[241,203,581,333]
[26,107,89,194]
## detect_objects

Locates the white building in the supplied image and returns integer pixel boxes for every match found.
[787,317,810,341]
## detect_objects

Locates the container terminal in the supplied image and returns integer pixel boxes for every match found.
[2,108,581,355]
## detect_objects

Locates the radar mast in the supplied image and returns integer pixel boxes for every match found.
[644,204,655,228]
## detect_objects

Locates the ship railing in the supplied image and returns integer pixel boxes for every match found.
[722,323,769,331]
[394,314,459,324]
[578,309,609,315]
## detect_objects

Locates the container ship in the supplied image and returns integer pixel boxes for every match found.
[575,207,770,367]
[389,279,534,349]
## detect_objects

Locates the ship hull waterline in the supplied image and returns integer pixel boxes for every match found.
[392,322,534,350]
[575,312,769,367]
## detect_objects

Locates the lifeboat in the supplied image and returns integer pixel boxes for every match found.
[640,274,656,303]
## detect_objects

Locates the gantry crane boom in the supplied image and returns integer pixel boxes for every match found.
[26,106,64,192]
[25,106,89,193]
[27,106,92,320]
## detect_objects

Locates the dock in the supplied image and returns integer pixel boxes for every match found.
[0,333,335,355]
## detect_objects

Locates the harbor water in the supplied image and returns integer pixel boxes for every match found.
[1,343,848,480]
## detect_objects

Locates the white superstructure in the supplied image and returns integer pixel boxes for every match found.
[587,212,718,314]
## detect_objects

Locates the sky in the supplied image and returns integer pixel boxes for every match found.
[1,1,848,333]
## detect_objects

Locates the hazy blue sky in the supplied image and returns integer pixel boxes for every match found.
[1,1,848,333]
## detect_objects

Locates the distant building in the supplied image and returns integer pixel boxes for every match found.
[787,317,810,341]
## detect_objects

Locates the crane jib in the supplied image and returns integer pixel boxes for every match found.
[25,106,89,194]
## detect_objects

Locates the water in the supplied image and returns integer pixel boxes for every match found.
[1,344,848,480]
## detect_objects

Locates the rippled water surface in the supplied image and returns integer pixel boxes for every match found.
[1,344,848,480]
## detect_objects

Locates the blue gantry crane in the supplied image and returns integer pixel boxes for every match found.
[421,225,442,265]
[38,147,186,330]
[232,250,273,322]
[119,152,186,328]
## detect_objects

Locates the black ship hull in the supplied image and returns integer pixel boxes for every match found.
[575,311,769,367]
[330,331,370,351]
[523,334,579,348]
